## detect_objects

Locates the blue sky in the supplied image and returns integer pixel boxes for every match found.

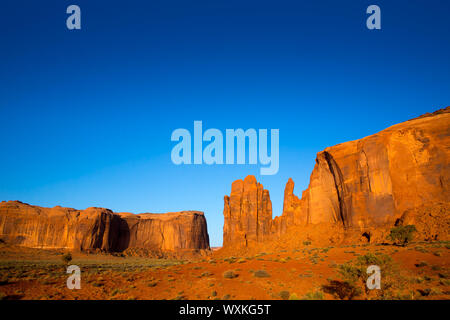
[0,0,449,246]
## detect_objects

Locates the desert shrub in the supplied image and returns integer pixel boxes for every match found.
[224,257,237,264]
[336,253,403,299]
[253,270,270,278]
[430,288,442,296]
[431,265,442,271]
[289,293,300,300]
[110,289,120,296]
[61,252,72,264]
[201,271,213,277]
[388,225,416,246]
[223,270,238,279]
[439,279,450,286]
[303,241,311,246]
[415,262,428,268]
[279,291,290,300]
[302,290,324,300]
[417,288,433,296]
[322,280,361,300]
[92,282,104,287]
[414,246,428,253]
[438,272,448,279]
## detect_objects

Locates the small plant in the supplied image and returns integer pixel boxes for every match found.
[92,282,104,287]
[289,293,300,300]
[388,225,416,246]
[415,261,428,268]
[110,288,120,296]
[414,246,428,253]
[279,291,290,300]
[223,270,238,279]
[302,290,324,300]
[322,280,361,300]
[61,252,72,264]
[253,270,270,278]
[336,253,403,299]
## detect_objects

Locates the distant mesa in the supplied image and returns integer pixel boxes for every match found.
[222,107,450,250]
[0,201,210,257]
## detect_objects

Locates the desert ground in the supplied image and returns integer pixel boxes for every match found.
[0,241,449,300]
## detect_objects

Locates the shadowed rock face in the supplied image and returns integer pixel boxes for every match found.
[0,201,210,254]
[223,107,450,247]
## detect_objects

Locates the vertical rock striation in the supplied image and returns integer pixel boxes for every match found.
[223,175,272,247]
[0,201,210,255]
[223,107,450,248]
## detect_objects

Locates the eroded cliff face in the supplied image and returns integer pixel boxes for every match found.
[118,211,210,254]
[223,176,272,247]
[223,107,450,248]
[0,201,210,255]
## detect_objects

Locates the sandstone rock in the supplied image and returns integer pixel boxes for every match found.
[0,201,210,255]
[223,175,272,247]
[280,106,450,238]
[223,107,450,248]
[118,211,210,253]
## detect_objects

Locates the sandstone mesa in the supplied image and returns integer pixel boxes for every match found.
[0,201,210,257]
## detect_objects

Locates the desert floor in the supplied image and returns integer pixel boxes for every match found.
[0,241,449,300]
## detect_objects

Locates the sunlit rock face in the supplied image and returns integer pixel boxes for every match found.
[223,175,273,247]
[223,107,450,248]
[0,201,210,255]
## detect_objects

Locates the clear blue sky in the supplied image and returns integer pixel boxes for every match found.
[0,1,449,246]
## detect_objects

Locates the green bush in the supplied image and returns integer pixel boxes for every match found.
[289,293,300,300]
[279,291,290,300]
[336,253,403,299]
[388,225,416,246]
[302,290,324,300]
[322,280,361,300]
[61,252,72,264]
[223,270,238,279]
[253,270,270,278]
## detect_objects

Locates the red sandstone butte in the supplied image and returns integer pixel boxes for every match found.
[0,201,210,256]
[223,107,450,248]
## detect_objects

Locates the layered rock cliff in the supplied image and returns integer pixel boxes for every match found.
[223,176,272,247]
[223,107,450,248]
[0,201,210,255]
